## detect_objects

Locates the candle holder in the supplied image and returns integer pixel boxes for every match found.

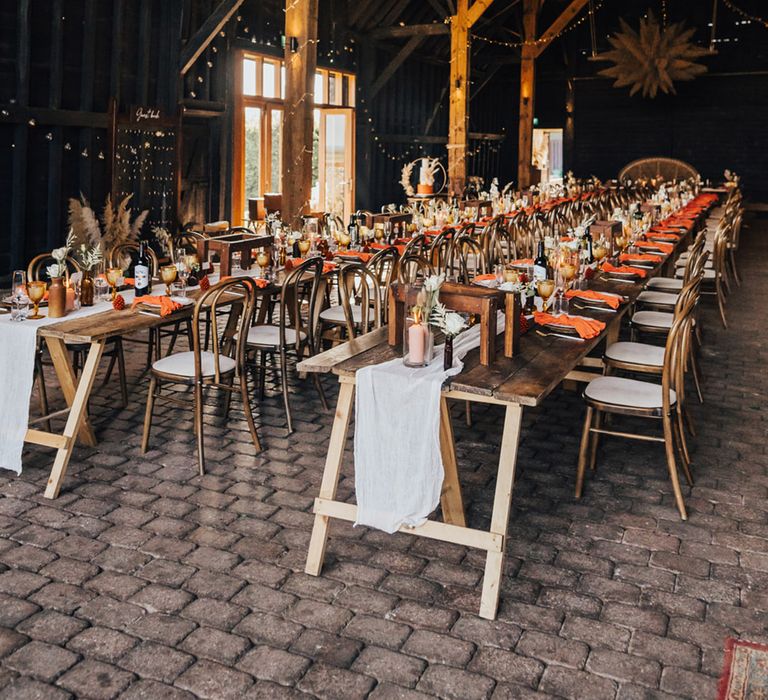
[106,268,122,301]
[403,306,434,368]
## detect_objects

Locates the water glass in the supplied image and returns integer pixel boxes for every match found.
[94,277,109,302]
[12,270,28,300]
[231,251,242,273]
[553,294,569,317]
[494,264,504,284]
[10,294,29,321]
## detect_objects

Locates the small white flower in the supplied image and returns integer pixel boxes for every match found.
[52,247,67,262]
[443,312,466,337]
[423,273,445,292]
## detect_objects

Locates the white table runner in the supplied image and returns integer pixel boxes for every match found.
[0,292,136,474]
[353,313,505,533]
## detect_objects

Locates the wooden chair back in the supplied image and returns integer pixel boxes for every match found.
[397,253,434,284]
[401,233,428,258]
[109,243,159,276]
[447,235,487,283]
[662,284,700,416]
[27,254,80,281]
[428,230,454,272]
[337,262,383,338]
[277,256,325,354]
[192,277,257,384]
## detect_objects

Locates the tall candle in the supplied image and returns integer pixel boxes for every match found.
[408,322,425,364]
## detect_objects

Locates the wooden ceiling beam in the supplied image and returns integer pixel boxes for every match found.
[426,0,449,19]
[370,23,449,39]
[369,35,424,98]
[179,0,245,75]
[533,0,589,57]
[467,0,496,28]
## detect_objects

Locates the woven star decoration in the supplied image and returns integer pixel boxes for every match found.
[594,11,709,98]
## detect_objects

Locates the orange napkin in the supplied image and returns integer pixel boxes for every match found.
[131,295,183,317]
[336,250,373,263]
[285,259,336,274]
[564,289,621,309]
[647,232,681,241]
[620,253,662,264]
[601,262,647,278]
[534,312,606,339]
[219,276,269,289]
[510,258,534,266]
[473,273,497,283]
[637,241,673,254]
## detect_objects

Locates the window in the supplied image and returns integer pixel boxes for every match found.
[233,52,355,224]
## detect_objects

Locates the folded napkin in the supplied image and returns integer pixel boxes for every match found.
[533,311,606,339]
[285,258,336,274]
[647,232,681,241]
[131,295,183,317]
[336,250,373,263]
[510,258,534,266]
[620,253,662,264]
[219,275,269,289]
[473,273,497,283]
[601,262,647,278]
[564,289,621,309]
[637,241,673,254]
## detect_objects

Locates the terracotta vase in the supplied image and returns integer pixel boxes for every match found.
[80,271,94,306]
[47,277,67,318]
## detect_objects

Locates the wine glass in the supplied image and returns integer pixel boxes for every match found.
[160,265,177,296]
[537,279,556,312]
[297,238,311,259]
[593,240,608,264]
[106,267,122,301]
[338,233,351,252]
[374,225,384,243]
[560,259,577,291]
[27,281,46,319]
[256,250,270,277]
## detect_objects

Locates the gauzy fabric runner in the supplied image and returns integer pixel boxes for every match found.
[0,291,136,475]
[354,314,504,533]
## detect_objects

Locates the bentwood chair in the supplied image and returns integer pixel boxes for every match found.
[446,235,487,283]
[27,254,81,281]
[576,290,699,520]
[320,262,383,340]
[245,257,327,434]
[484,216,517,267]
[676,227,729,328]
[142,277,261,474]
[401,234,428,258]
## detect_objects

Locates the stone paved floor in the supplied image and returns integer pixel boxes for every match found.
[0,217,766,699]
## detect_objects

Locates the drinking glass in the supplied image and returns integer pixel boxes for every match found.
[27,281,46,319]
[231,251,242,273]
[94,276,109,302]
[536,279,555,312]
[494,264,504,284]
[297,239,311,259]
[10,295,29,321]
[553,293,569,317]
[175,248,188,272]
[12,270,27,299]
[160,265,178,296]
[256,250,270,277]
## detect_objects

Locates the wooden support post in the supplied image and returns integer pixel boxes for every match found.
[517,0,538,190]
[448,0,469,195]
[448,0,495,195]
[282,0,319,227]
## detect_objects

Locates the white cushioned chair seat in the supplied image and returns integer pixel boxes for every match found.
[632,310,674,329]
[246,325,306,346]
[585,375,676,409]
[637,290,679,307]
[646,277,684,291]
[605,341,665,367]
[153,351,235,378]
[320,304,362,324]
[676,257,712,268]
[676,268,715,279]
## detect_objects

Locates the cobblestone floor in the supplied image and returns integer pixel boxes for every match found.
[0,217,766,699]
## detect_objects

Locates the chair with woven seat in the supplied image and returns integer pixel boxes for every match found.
[245,257,327,434]
[576,290,699,520]
[142,277,261,474]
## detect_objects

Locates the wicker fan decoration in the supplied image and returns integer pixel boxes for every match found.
[594,11,709,98]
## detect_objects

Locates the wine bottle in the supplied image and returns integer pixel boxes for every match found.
[135,241,152,296]
[533,241,549,281]
[347,215,358,247]
[583,227,594,264]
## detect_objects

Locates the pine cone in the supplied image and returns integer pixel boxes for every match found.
[519,313,530,335]
[112,294,125,311]
[199,275,210,291]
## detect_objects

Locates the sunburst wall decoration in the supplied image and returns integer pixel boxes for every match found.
[594,11,710,98]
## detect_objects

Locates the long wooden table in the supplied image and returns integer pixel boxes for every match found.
[297,229,695,620]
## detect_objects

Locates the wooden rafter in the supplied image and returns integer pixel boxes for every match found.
[370,23,449,39]
[533,0,590,57]
[426,0,449,19]
[179,0,245,75]
[370,35,424,98]
[467,0,496,27]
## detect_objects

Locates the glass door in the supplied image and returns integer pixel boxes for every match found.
[244,107,263,221]
[311,109,353,221]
